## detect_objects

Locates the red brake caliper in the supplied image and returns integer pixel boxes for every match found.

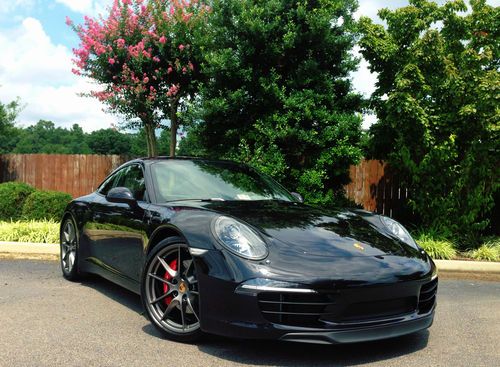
[163,259,177,305]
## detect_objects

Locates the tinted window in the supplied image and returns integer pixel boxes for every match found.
[115,165,146,201]
[151,160,294,202]
[98,170,121,195]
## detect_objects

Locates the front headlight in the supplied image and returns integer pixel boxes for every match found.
[380,216,419,249]
[212,216,268,260]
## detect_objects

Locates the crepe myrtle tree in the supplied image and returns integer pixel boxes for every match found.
[69,0,208,157]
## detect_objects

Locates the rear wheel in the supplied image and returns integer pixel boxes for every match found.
[141,237,202,342]
[60,217,80,281]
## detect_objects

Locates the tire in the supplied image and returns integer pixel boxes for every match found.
[141,237,202,343]
[60,217,81,281]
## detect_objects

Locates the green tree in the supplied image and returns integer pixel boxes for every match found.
[13,121,93,154]
[0,97,22,153]
[197,0,363,206]
[359,0,499,244]
[86,128,132,155]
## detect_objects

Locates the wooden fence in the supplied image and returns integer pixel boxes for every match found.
[0,154,409,218]
[345,159,409,219]
[0,154,128,198]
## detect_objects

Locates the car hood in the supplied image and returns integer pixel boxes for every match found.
[186,200,420,258]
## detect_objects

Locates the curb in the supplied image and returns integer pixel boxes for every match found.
[1,242,499,275]
[434,259,500,274]
[0,241,59,255]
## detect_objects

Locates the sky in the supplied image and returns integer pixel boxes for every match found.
[0,0,498,132]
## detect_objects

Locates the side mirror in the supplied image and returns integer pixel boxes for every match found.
[106,187,137,207]
[291,192,304,203]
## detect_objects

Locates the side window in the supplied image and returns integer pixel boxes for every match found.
[114,164,146,201]
[97,170,122,196]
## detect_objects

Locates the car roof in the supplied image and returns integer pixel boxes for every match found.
[131,156,241,165]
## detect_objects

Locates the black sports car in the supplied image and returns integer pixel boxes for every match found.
[60,157,437,344]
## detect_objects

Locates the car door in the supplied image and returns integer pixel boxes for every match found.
[89,164,149,285]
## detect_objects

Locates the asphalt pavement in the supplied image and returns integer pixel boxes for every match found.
[0,259,499,367]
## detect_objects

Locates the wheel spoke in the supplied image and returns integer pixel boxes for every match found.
[67,223,75,242]
[157,256,177,278]
[190,290,199,296]
[186,296,199,322]
[148,273,174,286]
[177,246,182,274]
[68,252,75,268]
[63,231,70,243]
[180,298,186,330]
[184,259,193,277]
[161,298,178,321]
[150,290,174,305]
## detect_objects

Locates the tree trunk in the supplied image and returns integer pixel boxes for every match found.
[144,122,158,157]
[169,98,179,157]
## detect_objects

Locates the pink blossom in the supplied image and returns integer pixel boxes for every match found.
[108,58,116,65]
[166,84,180,97]
[116,38,125,48]
[143,77,149,84]
[178,44,185,51]
[159,36,167,44]
[71,68,81,76]
[182,67,187,74]
[153,56,160,62]
[188,61,194,71]
[167,66,173,74]
[65,16,73,26]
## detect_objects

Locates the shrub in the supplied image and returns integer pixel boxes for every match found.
[467,239,500,262]
[0,182,35,220]
[21,190,72,221]
[0,220,59,243]
[415,233,457,260]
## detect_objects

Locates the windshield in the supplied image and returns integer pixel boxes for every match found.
[151,160,295,203]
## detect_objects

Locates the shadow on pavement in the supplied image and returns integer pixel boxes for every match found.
[197,331,429,366]
[80,275,144,315]
[79,275,429,366]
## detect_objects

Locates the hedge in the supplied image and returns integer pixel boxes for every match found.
[0,182,35,220]
[21,190,72,221]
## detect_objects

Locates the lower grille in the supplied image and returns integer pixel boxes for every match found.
[418,278,438,314]
[258,291,418,328]
[258,293,333,327]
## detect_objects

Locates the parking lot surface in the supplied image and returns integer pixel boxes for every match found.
[0,259,499,367]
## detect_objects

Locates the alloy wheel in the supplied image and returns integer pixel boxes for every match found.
[61,220,77,273]
[144,244,200,334]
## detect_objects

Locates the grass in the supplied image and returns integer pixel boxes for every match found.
[466,238,500,262]
[415,233,457,260]
[0,220,59,244]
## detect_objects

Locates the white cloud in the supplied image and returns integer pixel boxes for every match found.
[0,0,36,14]
[0,17,119,131]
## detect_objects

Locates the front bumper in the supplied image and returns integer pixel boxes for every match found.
[193,249,438,344]
[196,272,437,344]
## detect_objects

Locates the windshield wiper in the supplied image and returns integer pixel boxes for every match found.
[165,198,226,203]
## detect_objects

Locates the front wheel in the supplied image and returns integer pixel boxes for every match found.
[141,237,202,342]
